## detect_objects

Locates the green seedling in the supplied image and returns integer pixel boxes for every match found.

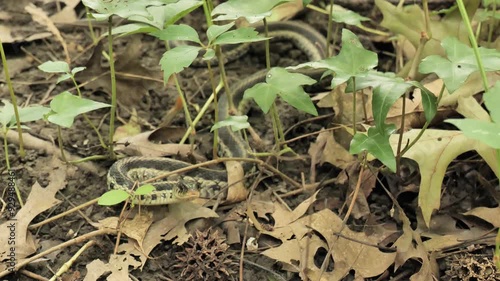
[98,184,156,206]
[0,100,50,206]
[38,60,109,149]
[290,29,436,171]
[38,60,85,86]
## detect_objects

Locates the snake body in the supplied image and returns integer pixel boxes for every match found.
[107,21,327,205]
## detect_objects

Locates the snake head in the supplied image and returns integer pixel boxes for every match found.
[174,181,200,200]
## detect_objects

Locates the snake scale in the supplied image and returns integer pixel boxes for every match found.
[107,21,327,205]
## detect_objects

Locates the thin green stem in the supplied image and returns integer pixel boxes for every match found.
[57,126,68,163]
[174,73,195,145]
[395,90,407,175]
[84,5,97,43]
[263,18,271,69]
[3,128,24,207]
[107,16,117,159]
[456,0,490,92]
[351,77,357,135]
[400,84,445,157]
[180,82,224,144]
[70,75,107,148]
[0,38,25,158]
[326,0,334,57]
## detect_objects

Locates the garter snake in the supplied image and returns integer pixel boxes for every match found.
[107,21,327,205]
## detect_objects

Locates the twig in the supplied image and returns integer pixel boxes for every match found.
[0,229,116,277]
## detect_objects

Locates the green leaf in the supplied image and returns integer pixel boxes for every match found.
[213,27,267,45]
[407,81,437,123]
[127,0,202,28]
[331,5,370,25]
[109,23,157,37]
[203,48,216,61]
[159,45,200,83]
[419,37,500,93]
[244,67,317,115]
[17,105,50,124]
[211,115,250,132]
[348,71,411,129]
[483,81,500,123]
[82,0,177,21]
[47,91,111,128]
[56,73,72,84]
[328,29,378,87]
[38,61,70,73]
[151,24,201,43]
[350,125,396,172]
[71,67,86,75]
[244,83,277,114]
[207,23,234,43]
[0,100,15,127]
[446,119,500,149]
[288,29,377,88]
[135,184,156,195]
[211,0,290,23]
[98,189,130,206]
[0,100,49,127]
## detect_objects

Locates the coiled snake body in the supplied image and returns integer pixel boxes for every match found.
[107,21,327,205]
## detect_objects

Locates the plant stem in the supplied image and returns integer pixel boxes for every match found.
[400,84,445,157]
[395,90,407,175]
[173,72,195,145]
[456,0,490,92]
[107,16,117,159]
[71,75,107,148]
[0,38,25,158]
[84,5,97,43]
[326,0,334,57]
[180,82,224,144]
[3,128,24,207]
[57,126,68,163]
[351,77,357,135]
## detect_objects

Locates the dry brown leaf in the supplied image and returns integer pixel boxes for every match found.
[394,203,437,280]
[225,160,248,203]
[77,36,163,106]
[268,0,304,22]
[25,3,70,62]
[264,208,396,280]
[114,128,200,160]
[96,212,154,248]
[262,235,343,280]
[141,202,218,256]
[84,255,130,281]
[272,190,319,228]
[250,200,274,220]
[442,72,500,107]
[0,3,52,43]
[113,108,141,141]
[464,206,500,228]
[0,158,68,271]
[49,0,79,24]
[308,129,355,174]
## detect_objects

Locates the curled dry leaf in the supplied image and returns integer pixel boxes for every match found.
[113,127,204,161]
[77,36,163,107]
[308,128,355,175]
[224,160,248,203]
[0,158,68,271]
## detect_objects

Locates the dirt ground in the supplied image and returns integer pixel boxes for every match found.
[0,1,499,281]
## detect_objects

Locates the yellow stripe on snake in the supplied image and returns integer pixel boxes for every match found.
[107,21,327,205]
